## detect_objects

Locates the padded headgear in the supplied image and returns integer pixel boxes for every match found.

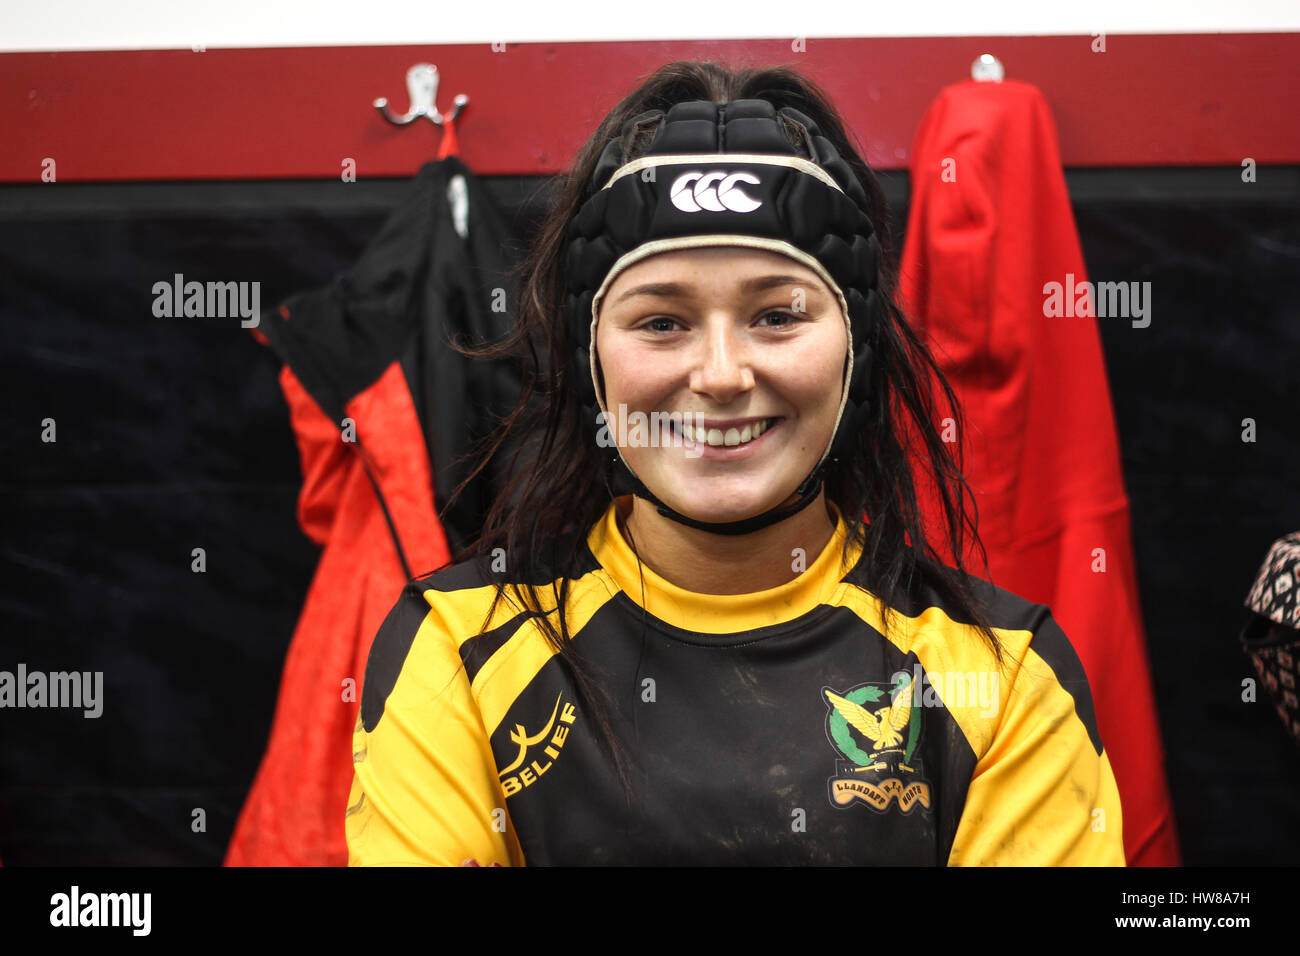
[564,99,882,535]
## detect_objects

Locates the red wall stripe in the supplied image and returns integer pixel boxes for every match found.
[3,34,1297,183]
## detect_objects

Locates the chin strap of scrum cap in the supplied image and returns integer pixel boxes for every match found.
[564,98,883,535]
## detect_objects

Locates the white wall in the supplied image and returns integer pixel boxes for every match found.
[2,0,1297,52]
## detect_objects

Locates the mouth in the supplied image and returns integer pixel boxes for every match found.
[669,416,783,451]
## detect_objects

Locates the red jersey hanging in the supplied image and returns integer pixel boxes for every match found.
[898,77,1181,867]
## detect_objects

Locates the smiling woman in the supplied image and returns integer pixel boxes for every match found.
[344,60,1127,867]
[597,251,845,496]
[595,247,849,593]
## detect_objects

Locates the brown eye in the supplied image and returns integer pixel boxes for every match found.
[758,310,798,328]
[642,317,681,333]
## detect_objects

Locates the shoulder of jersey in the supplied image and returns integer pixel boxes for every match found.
[839,548,1065,648]
[843,551,1104,751]
[359,536,604,733]
[408,535,603,596]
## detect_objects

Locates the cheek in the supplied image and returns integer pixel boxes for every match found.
[784,333,847,410]
[596,335,670,408]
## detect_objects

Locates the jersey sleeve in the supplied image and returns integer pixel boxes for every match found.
[346,582,520,866]
[947,607,1126,866]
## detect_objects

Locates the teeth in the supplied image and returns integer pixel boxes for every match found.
[681,418,774,447]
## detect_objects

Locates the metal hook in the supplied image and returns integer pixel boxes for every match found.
[971,54,1005,83]
[373,63,468,126]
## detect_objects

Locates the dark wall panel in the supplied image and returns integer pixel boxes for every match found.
[1,169,1296,865]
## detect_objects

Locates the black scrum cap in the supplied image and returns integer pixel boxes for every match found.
[563,99,882,535]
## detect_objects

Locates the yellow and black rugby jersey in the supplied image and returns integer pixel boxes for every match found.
[346,496,1125,866]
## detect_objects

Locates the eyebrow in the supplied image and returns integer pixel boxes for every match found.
[609,274,825,307]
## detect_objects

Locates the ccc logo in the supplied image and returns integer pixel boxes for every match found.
[669,170,762,213]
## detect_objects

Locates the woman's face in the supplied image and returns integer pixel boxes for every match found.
[594,246,848,524]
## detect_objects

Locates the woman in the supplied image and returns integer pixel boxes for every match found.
[345,61,1125,866]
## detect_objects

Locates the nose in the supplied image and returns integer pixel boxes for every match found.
[689,317,755,402]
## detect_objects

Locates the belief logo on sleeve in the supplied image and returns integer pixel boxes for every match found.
[822,673,932,813]
[498,692,577,797]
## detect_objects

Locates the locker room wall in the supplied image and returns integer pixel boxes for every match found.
[1,167,1298,865]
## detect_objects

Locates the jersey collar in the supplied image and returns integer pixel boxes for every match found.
[586,494,860,635]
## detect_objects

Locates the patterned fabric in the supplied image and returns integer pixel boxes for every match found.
[1241,532,1300,745]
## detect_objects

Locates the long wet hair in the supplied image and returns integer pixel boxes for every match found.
[439,59,1005,797]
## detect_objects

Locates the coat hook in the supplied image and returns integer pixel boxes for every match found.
[971,53,1005,82]
[373,63,468,126]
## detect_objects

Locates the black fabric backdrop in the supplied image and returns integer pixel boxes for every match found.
[1,167,1297,865]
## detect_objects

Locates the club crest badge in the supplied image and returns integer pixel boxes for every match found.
[822,673,933,813]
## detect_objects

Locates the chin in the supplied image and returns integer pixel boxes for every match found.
[654,478,796,524]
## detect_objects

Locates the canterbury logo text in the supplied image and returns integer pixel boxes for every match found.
[669,170,762,213]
